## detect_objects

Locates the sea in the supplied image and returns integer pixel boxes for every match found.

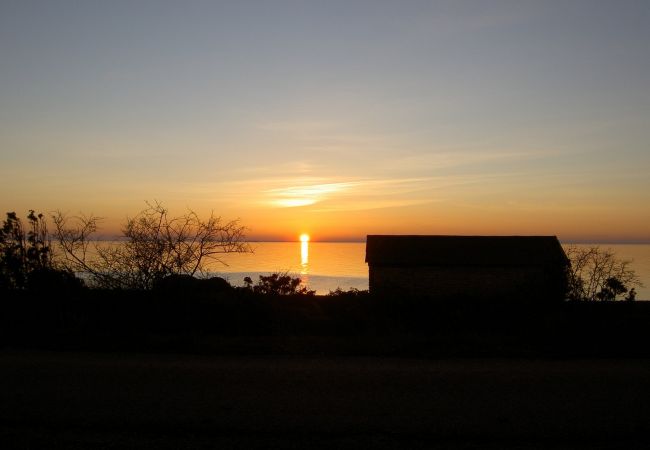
[207,242,369,295]
[208,242,650,299]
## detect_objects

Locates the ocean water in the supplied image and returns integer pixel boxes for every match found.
[207,242,369,294]
[209,242,650,299]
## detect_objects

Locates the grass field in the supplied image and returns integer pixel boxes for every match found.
[2,351,650,449]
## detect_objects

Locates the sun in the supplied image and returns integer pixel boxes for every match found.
[299,233,310,243]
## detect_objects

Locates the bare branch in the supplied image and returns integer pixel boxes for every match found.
[51,203,250,289]
[565,245,643,301]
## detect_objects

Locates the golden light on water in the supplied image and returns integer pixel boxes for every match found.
[300,234,309,272]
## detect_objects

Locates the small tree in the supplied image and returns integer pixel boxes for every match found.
[565,245,642,301]
[0,211,52,289]
[53,201,250,289]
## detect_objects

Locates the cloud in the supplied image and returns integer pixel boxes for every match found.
[262,177,440,210]
[264,181,360,208]
[175,147,580,212]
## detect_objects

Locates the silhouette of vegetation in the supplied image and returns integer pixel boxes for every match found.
[245,273,316,296]
[53,201,250,289]
[327,287,369,297]
[565,245,642,301]
[2,206,649,358]
[3,263,650,357]
[0,210,82,291]
[595,277,628,301]
[0,211,51,289]
[626,288,637,302]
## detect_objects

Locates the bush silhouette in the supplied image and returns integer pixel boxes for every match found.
[247,273,315,296]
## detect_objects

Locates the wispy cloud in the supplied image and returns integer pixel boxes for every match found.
[261,177,445,211]
[265,181,358,208]
[176,148,579,212]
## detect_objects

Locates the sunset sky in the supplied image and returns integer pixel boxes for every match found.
[1,1,649,242]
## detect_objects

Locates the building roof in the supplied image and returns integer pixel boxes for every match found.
[365,235,569,267]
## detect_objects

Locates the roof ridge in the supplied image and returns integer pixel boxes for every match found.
[365,235,568,265]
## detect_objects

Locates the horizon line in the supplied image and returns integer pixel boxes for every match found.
[83,236,650,245]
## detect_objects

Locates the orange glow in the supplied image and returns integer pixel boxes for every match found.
[299,233,310,243]
[36,181,650,243]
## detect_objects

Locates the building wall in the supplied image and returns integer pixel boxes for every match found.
[369,265,562,301]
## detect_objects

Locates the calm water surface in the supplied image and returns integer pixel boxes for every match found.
[209,242,650,298]
[208,242,368,294]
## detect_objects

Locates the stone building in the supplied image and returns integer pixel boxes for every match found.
[365,235,569,302]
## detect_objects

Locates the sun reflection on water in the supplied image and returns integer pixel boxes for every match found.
[300,234,309,274]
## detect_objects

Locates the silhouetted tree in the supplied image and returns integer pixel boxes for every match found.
[53,201,250,289]
[0,211,52,289]
[565,245,642,301]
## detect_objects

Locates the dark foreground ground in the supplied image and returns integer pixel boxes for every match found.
[2,351,650,449]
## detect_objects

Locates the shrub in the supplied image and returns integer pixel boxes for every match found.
[247,273,315,296]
